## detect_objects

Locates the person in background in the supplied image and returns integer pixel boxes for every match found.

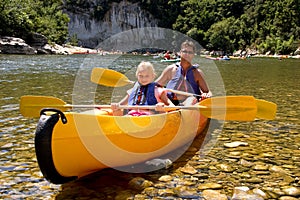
[164,51,171,60]
[111,61,174,116]
[156,40,212,106]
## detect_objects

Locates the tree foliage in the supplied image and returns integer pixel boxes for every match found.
[0,0,69,44]
[172,0,300,54]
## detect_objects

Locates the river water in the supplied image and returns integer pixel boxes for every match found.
[0,54,299,199]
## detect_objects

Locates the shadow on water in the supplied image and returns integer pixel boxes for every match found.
[55,119,222,199]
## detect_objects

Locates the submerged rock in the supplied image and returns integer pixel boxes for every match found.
[224,141,248,148]
[281,186,300,197]
[202,189,227,200]
[179,165,198,175]
[232,186,264,200]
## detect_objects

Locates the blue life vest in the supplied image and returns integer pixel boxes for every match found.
[128,82,158,105]
[166,64,201,102]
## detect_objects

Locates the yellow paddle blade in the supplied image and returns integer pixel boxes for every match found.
[199,96,257,121]
[20,95,70,117]
[91,68,134,87]
[256,99,277,120]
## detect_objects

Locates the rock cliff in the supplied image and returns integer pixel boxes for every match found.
[66,0,158,48]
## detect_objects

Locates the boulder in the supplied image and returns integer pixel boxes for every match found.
[0,36,36,54]
[27,33,48,48]
[295,47,300,55]
[42,44,71,55]
[0,35,88,55]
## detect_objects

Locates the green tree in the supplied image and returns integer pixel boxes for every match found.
[205,17,235,53]
[172,0,299,54]
[33,1,70,44]
[0,0,69,44]
[0,0,34,37]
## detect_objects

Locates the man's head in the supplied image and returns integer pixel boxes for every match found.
[180,40,195,64]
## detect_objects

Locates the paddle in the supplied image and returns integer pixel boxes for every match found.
[19,95,182,117]
[20,95,259,121]
[255,99,277,120]
[90,68,277,120]
[91,68,134,87]
[164,89,276,120]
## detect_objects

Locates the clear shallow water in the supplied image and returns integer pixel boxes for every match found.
[0,54,299,199]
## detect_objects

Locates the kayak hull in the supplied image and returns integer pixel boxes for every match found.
[35,108,208,184]
[160,58,181,62]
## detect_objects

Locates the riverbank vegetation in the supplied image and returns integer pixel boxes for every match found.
[0,0,69,44]
[0,0,299,55]
[139,0,300,55]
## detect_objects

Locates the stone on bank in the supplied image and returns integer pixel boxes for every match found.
[0,34,72,55]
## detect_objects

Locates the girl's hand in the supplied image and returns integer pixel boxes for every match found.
[155,102,165,112]
[111,103,120,110]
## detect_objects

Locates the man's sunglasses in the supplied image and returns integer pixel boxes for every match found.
[181,50,194,54]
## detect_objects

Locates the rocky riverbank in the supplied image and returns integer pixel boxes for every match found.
[1,34,299,58]
[0,35,96,55]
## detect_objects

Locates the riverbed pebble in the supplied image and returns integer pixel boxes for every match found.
[202,189,227,200]
[224,141,249,148]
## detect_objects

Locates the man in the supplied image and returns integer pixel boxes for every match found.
[156,40,212,105]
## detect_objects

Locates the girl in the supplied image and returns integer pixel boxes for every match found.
[111,61,174,116]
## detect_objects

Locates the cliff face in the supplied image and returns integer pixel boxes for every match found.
[67,0,158,48]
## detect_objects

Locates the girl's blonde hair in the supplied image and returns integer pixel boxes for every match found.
[136,61,156,77]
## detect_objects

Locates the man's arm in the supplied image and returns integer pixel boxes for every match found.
[195,69,212,97]
[155,64,176,86]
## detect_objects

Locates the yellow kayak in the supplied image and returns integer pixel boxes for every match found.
[35,108,208,184]
[20,94,276,184]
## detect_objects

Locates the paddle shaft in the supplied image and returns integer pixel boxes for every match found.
[30,103,205,110]
[20,95,262,121]
[166,89,201,97]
